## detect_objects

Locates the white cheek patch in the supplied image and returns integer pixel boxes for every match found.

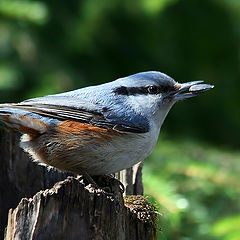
[127,95,159,115]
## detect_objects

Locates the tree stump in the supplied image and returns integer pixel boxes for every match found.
[0,128,157,240]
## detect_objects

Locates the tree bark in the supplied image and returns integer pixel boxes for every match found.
[5,177,156,240]
[0,128,69,238]
[0,128,157,240]
[115,162,143,196]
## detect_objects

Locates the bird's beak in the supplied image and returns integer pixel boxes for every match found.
[169,81,214,100]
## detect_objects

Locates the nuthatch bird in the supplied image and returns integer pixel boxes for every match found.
[0,71,213,184]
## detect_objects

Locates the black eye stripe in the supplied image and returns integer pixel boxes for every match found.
[114,85,174,95]
[114,86,148,95]
[114,86,129,95]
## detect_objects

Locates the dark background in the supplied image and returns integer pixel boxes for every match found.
[0,0,239,239]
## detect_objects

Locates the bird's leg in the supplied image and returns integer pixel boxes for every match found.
[76,171,98,187]
[75,171,117,199]
[103,174,125,194]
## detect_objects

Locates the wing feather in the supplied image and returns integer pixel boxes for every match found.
[0,103,147,133]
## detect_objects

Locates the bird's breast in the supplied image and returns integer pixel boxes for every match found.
[21,120,160,176]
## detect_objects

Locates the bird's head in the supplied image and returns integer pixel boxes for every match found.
[113,71,214,128]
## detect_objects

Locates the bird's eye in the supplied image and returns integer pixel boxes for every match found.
[147,85,159,94]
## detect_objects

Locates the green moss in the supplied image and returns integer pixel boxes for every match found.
[124,195,160,230]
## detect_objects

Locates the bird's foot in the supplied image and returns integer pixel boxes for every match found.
[101,174,125,194]
[75,174,122,205]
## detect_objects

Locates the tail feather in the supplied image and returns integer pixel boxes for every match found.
[0,104,48,136]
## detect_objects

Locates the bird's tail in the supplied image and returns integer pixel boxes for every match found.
[0,104,47,136]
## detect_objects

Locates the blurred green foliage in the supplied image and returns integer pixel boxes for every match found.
[0,0,239,239]
[0,0,48,24]
[143,136,240,239]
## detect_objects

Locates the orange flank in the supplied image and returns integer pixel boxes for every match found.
[56,120,122,142]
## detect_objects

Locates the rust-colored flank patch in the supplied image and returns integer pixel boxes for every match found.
[57,120,122,141]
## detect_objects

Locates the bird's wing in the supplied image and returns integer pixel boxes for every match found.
[0,102,148,134]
